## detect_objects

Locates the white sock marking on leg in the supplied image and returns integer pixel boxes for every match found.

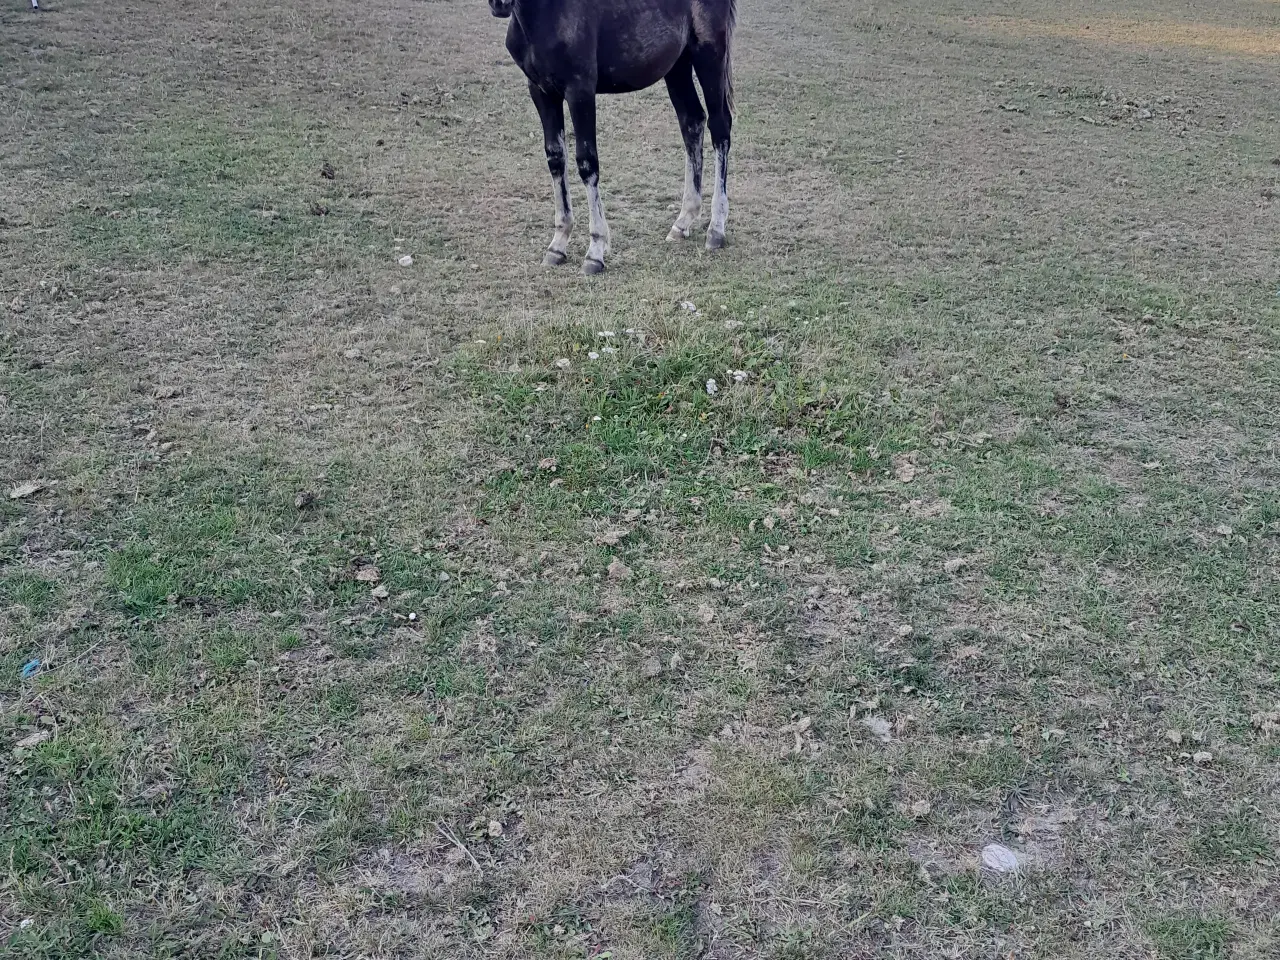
[548,132,573,257]
[708,143,729,239]
[585,174,609,263]
[672,139,703,237]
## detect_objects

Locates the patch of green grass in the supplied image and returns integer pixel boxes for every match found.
[1146,914,1231,959]
[953,741,1030,794]
[834,796,904,851]
[0,568,60,616]
[650,878,702,954]
[67,113,387,270]
[83,900,125,936]
[770,927,828,960]
[312,787,383,871]
[940,874,1020,931]
[465,306,912,528]
[325,683,361,721]
[1194,810,1272,864]
[106,545,179,617]
[3,727,233,889]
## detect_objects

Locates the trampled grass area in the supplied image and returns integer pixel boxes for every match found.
[2,1,1278,958]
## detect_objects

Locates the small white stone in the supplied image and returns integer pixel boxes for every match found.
[397,254,414,267]
[705,379,718,396]
[981,843,1020,874]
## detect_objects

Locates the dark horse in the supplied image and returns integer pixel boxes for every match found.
[490,0,736,273]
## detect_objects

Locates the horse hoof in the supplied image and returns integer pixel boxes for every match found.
[582,258,606,275]
[706,230,726,251]
[542,250,567,267]
[666,226,690,242]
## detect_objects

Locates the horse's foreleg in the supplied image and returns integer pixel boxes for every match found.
[529,83,572,266]
[567,93,610,275]
[693,47,732,250]
[664,56,705,241]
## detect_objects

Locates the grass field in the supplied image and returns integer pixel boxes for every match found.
[2,0,1278,957]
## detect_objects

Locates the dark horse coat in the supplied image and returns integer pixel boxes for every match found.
[490,0,737,273]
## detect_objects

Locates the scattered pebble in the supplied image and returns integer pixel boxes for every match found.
[1193,750,1214,765]
[397,254,414,267]
[588,351,600,360]
[705,378,718,396]
[554,358,571,370]
[981,843,1020,874]
[680,300,698,312]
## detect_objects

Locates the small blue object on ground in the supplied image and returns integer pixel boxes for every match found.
[21,659,41,680]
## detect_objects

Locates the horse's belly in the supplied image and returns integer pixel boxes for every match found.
[596,16,687,94]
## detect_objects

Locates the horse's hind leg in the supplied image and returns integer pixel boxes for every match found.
[567,92,610,274]
[692,42,732,250]
[664,52,705,242]
[529,83,573,266]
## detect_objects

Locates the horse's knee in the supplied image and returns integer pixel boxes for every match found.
[545,137,566,176]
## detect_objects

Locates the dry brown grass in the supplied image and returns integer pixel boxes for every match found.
[975,17,1280,57]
